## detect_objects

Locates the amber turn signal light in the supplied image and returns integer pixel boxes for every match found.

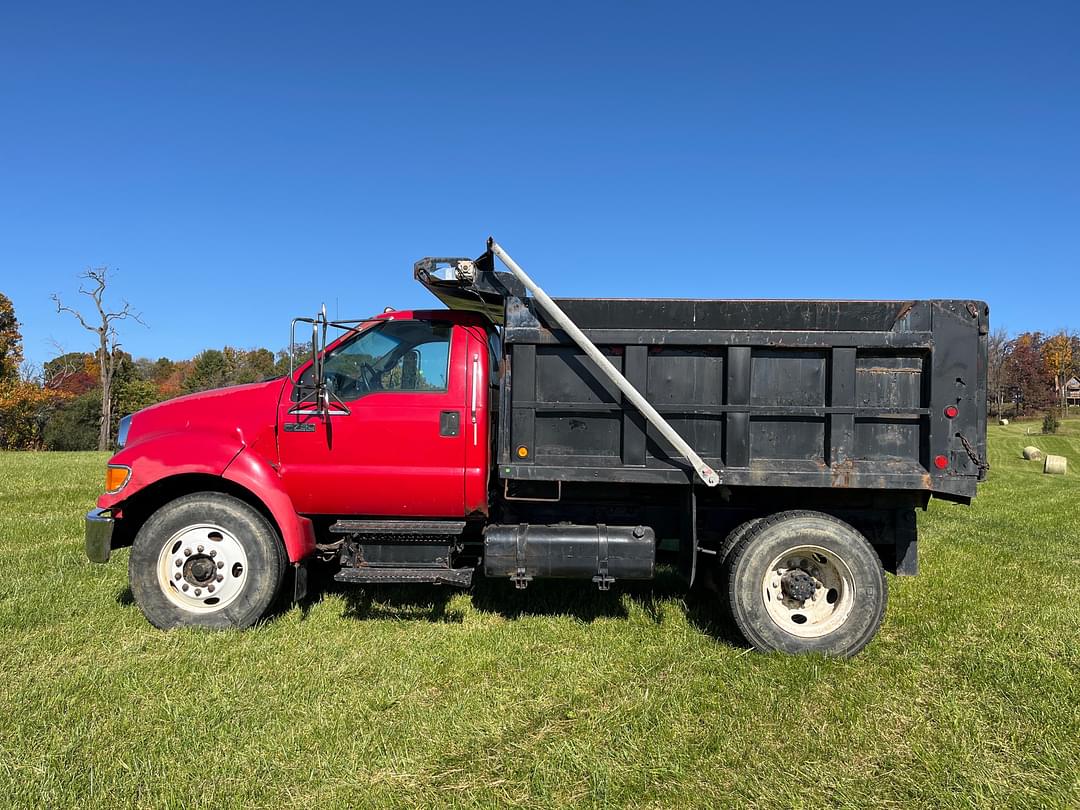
[105,465,131,493]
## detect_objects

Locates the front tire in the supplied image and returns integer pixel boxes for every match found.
[725,510,887,657]
[129,492,287,629]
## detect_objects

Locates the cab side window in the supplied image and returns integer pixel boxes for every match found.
[298,320,452,401]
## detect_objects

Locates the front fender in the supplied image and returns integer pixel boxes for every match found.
[98,431,245,511]
[99,431,314,564]
[223,448,315,563]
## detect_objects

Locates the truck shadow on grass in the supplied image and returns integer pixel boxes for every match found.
[115,564,746,647]
[311,565,746,648]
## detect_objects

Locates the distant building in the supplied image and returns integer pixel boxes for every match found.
[1066,377,1080,407]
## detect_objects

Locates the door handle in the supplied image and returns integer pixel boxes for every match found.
[440,410,461,437]
[471,353,480,445]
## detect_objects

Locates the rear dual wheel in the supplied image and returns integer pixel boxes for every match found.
[129,492,287,629]
[719,511,886,657]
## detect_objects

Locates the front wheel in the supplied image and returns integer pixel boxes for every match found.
[129,492,287,629]
[725,511,887,657]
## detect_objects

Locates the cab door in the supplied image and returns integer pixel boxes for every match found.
[277,317,467,517]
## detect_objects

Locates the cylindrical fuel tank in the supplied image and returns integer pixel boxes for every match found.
[483,523,655,588]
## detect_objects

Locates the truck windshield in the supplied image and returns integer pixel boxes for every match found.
[294,320,452,401]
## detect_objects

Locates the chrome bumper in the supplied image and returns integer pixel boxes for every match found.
[85,508,115,563]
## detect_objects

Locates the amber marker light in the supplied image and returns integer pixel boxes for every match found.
[517,445,529,458]
[105,465,131,493]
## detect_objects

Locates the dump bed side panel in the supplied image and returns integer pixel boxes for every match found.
[498,299,987,500]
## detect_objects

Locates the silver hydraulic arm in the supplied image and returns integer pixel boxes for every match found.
[489,240,721,487]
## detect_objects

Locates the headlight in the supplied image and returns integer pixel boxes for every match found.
[117,415,132,448]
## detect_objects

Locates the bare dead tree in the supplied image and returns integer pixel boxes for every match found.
[52,268,146,450]
[986,327,1010,418]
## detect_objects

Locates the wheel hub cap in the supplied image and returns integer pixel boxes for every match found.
[156,524,248,613]
[780,568,817,602]
[761,544,856,638]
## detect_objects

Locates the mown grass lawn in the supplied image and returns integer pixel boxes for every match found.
[1,421,1078,809]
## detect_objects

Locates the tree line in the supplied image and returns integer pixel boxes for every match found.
[0,274,301,451]
[1,272,1078,451]
[987,328,1078,418]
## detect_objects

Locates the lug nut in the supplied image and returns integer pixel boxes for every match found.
[184,548,192,557]
[197,545,204,553]
[216,561,224,569]
[207,584,215,593]
[182,584,189,592]
[209,550,217,558]
[175,559,182,568]
[216,575,224,583]
[174,573,181,581]
[194,589,201,596]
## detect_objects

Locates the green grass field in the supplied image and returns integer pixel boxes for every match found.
[1,421,1078,809]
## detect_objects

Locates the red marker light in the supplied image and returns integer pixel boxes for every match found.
[934,455,949,469]
[944,405,959,419]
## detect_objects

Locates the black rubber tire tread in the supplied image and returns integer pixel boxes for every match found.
[711,517,767,636]
[129,492,287,630]
[716,517,768,574]
[725,510,887,657]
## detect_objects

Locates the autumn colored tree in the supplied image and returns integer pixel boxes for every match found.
[0,293,23,384]
[1042,331,1073,411]
[43,352,99,395]
[0,294,68,449]
[1004,332,1054,416]
[52,267,146,450]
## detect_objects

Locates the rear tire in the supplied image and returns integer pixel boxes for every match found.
[710,517,766,628]
[129,492,287,629]
[725,510,886,657]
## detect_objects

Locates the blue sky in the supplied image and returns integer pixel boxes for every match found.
[1,2,1077,369]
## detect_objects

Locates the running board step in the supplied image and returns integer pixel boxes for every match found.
[333,567,474,587]
[330,520,466,535]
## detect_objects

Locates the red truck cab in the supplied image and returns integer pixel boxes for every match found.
[87,308,495,627]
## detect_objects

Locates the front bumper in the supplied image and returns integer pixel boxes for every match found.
[86,508,115,563]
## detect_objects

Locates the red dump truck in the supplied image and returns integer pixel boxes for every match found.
[86,239,988,656]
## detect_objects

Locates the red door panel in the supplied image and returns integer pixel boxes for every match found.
[277,318,467,517]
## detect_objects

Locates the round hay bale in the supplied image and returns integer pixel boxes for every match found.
[1022,446,1043,461]
[998,418,1009,426]
[1044,455,1067,476]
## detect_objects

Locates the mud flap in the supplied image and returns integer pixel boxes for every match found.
[678,486,698,586]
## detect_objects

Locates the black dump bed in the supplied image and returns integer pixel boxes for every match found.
[416,251,989,503]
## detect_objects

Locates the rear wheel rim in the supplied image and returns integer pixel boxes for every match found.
[760,544,855,638]
[155,523,249,613]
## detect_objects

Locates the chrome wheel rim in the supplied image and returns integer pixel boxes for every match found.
[156,523,248,613]
[761,544,855,638]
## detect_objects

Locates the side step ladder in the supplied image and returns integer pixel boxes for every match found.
[329,519,473,587]
[332,567,474,587]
